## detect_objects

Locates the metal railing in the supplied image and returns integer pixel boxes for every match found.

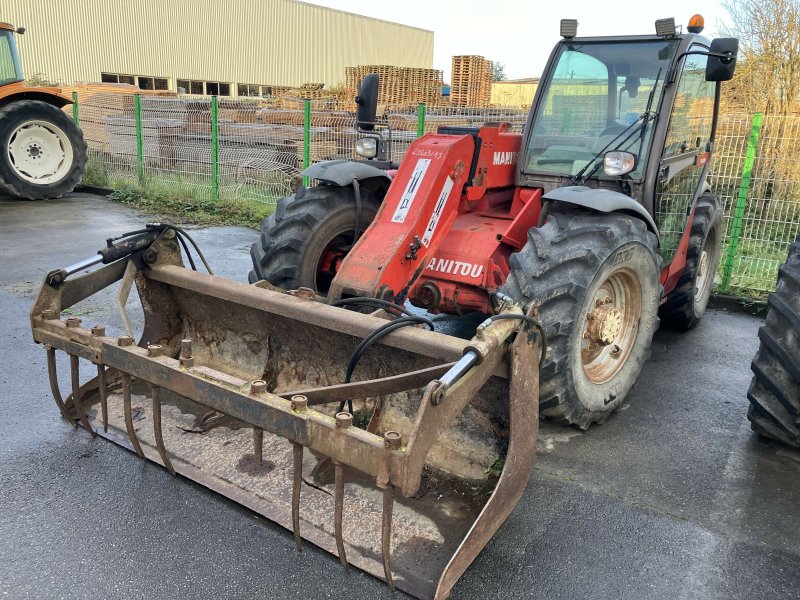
[71,92,799,296]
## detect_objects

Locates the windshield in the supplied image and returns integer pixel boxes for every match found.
[524,39,679,180]
[0,31,22,86]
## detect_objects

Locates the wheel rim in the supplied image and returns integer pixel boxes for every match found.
[7,119,74,185]
[694,235,714,304]
[314,230,356,294]
[581,267,642,385]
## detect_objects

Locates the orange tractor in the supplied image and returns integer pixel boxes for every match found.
[30,17,737,599]
[0,21,86,199]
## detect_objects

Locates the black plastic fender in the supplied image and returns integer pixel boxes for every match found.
[303,160,391,187]
[543,185,659,236]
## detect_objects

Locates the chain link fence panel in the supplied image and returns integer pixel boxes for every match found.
[72,93,799,296]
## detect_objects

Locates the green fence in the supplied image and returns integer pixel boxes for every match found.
[72,92,799,297]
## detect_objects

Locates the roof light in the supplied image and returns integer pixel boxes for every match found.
[655,17,676,37]
[560,19,578,39]
[687,14,704,33]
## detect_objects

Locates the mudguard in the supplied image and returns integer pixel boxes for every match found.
[303,159,391,187]
[543,185,659,236]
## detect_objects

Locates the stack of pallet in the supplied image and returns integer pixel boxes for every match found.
[345,66,443,105]
[272,82,349,110]
[60,82,178,151]
[450,56,493,107]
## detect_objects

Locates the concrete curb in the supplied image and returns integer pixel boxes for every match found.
[709,293,767,317]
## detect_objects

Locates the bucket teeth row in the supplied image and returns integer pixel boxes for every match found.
[45,347,405,591]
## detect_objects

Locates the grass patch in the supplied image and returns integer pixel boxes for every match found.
[107,182,275,228]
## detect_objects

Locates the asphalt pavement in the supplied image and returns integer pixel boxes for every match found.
[1,192,798,600]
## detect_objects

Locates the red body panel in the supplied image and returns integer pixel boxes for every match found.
[330,123,692,314]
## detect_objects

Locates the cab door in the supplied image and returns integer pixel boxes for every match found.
[654,46,716,262]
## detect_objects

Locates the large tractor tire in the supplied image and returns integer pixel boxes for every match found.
[500,208,662,429]
[659,192,723,330]
[747,237,800,447]
[249,184,381,294]
[0,100,88,200]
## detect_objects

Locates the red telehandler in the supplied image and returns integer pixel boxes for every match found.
[31,17,737,599]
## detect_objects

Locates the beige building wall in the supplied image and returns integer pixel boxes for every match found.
[491,79,538,108]
[4,0,433,93]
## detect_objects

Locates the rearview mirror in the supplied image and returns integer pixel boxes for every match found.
[355,74,379,131]
[706,38,738,82]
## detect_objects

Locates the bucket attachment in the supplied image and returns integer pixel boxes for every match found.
[30,230,541,599]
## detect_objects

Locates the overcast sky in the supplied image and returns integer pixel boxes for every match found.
[307,1,732,82]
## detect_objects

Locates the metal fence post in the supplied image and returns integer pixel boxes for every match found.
[303,99,311,187]
[211,95,220,200]
[134,94,144,185]
[71,92,79,125]
[721,112,763,288]
[417,103,426,138]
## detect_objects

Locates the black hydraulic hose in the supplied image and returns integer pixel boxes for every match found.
[175,231,197,271]
[156,224,214,275]
[485,313,548,369]
[338,315,434,414]
[330,297,413,317]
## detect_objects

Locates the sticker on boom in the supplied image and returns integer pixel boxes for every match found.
[421,176,454,247]
[391,159,430,223]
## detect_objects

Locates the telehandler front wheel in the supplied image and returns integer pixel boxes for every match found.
[500,208,662,429]
[0,100,87,200]
[249,184,380,294]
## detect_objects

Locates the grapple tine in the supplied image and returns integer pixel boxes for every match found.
[121,372,145,459]
[69,354,96,436]
[289,395,308,553]
[96,364,109,433]
[381,431,402,593]
[333,410,354,570]
[46,346,75,426]
[250,381,267,465]
[150,384,176,476]
[90,325,109,433]
[253,428,263,465]
[381,485,395,592]
[291,442,303,552]
[334,460,348,570]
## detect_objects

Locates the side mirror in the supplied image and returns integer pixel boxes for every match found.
[706,38,738,82]
[355,74,379,131]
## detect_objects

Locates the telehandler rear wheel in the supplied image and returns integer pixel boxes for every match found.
[0,100,87,200]
[659,192,723,330]
[249,184,380,294]
[747,237,800,447]
[500,208,661,428]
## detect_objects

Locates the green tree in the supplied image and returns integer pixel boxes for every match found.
[493,62,507,81]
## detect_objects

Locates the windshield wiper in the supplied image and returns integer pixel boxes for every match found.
[571,67,664,185]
